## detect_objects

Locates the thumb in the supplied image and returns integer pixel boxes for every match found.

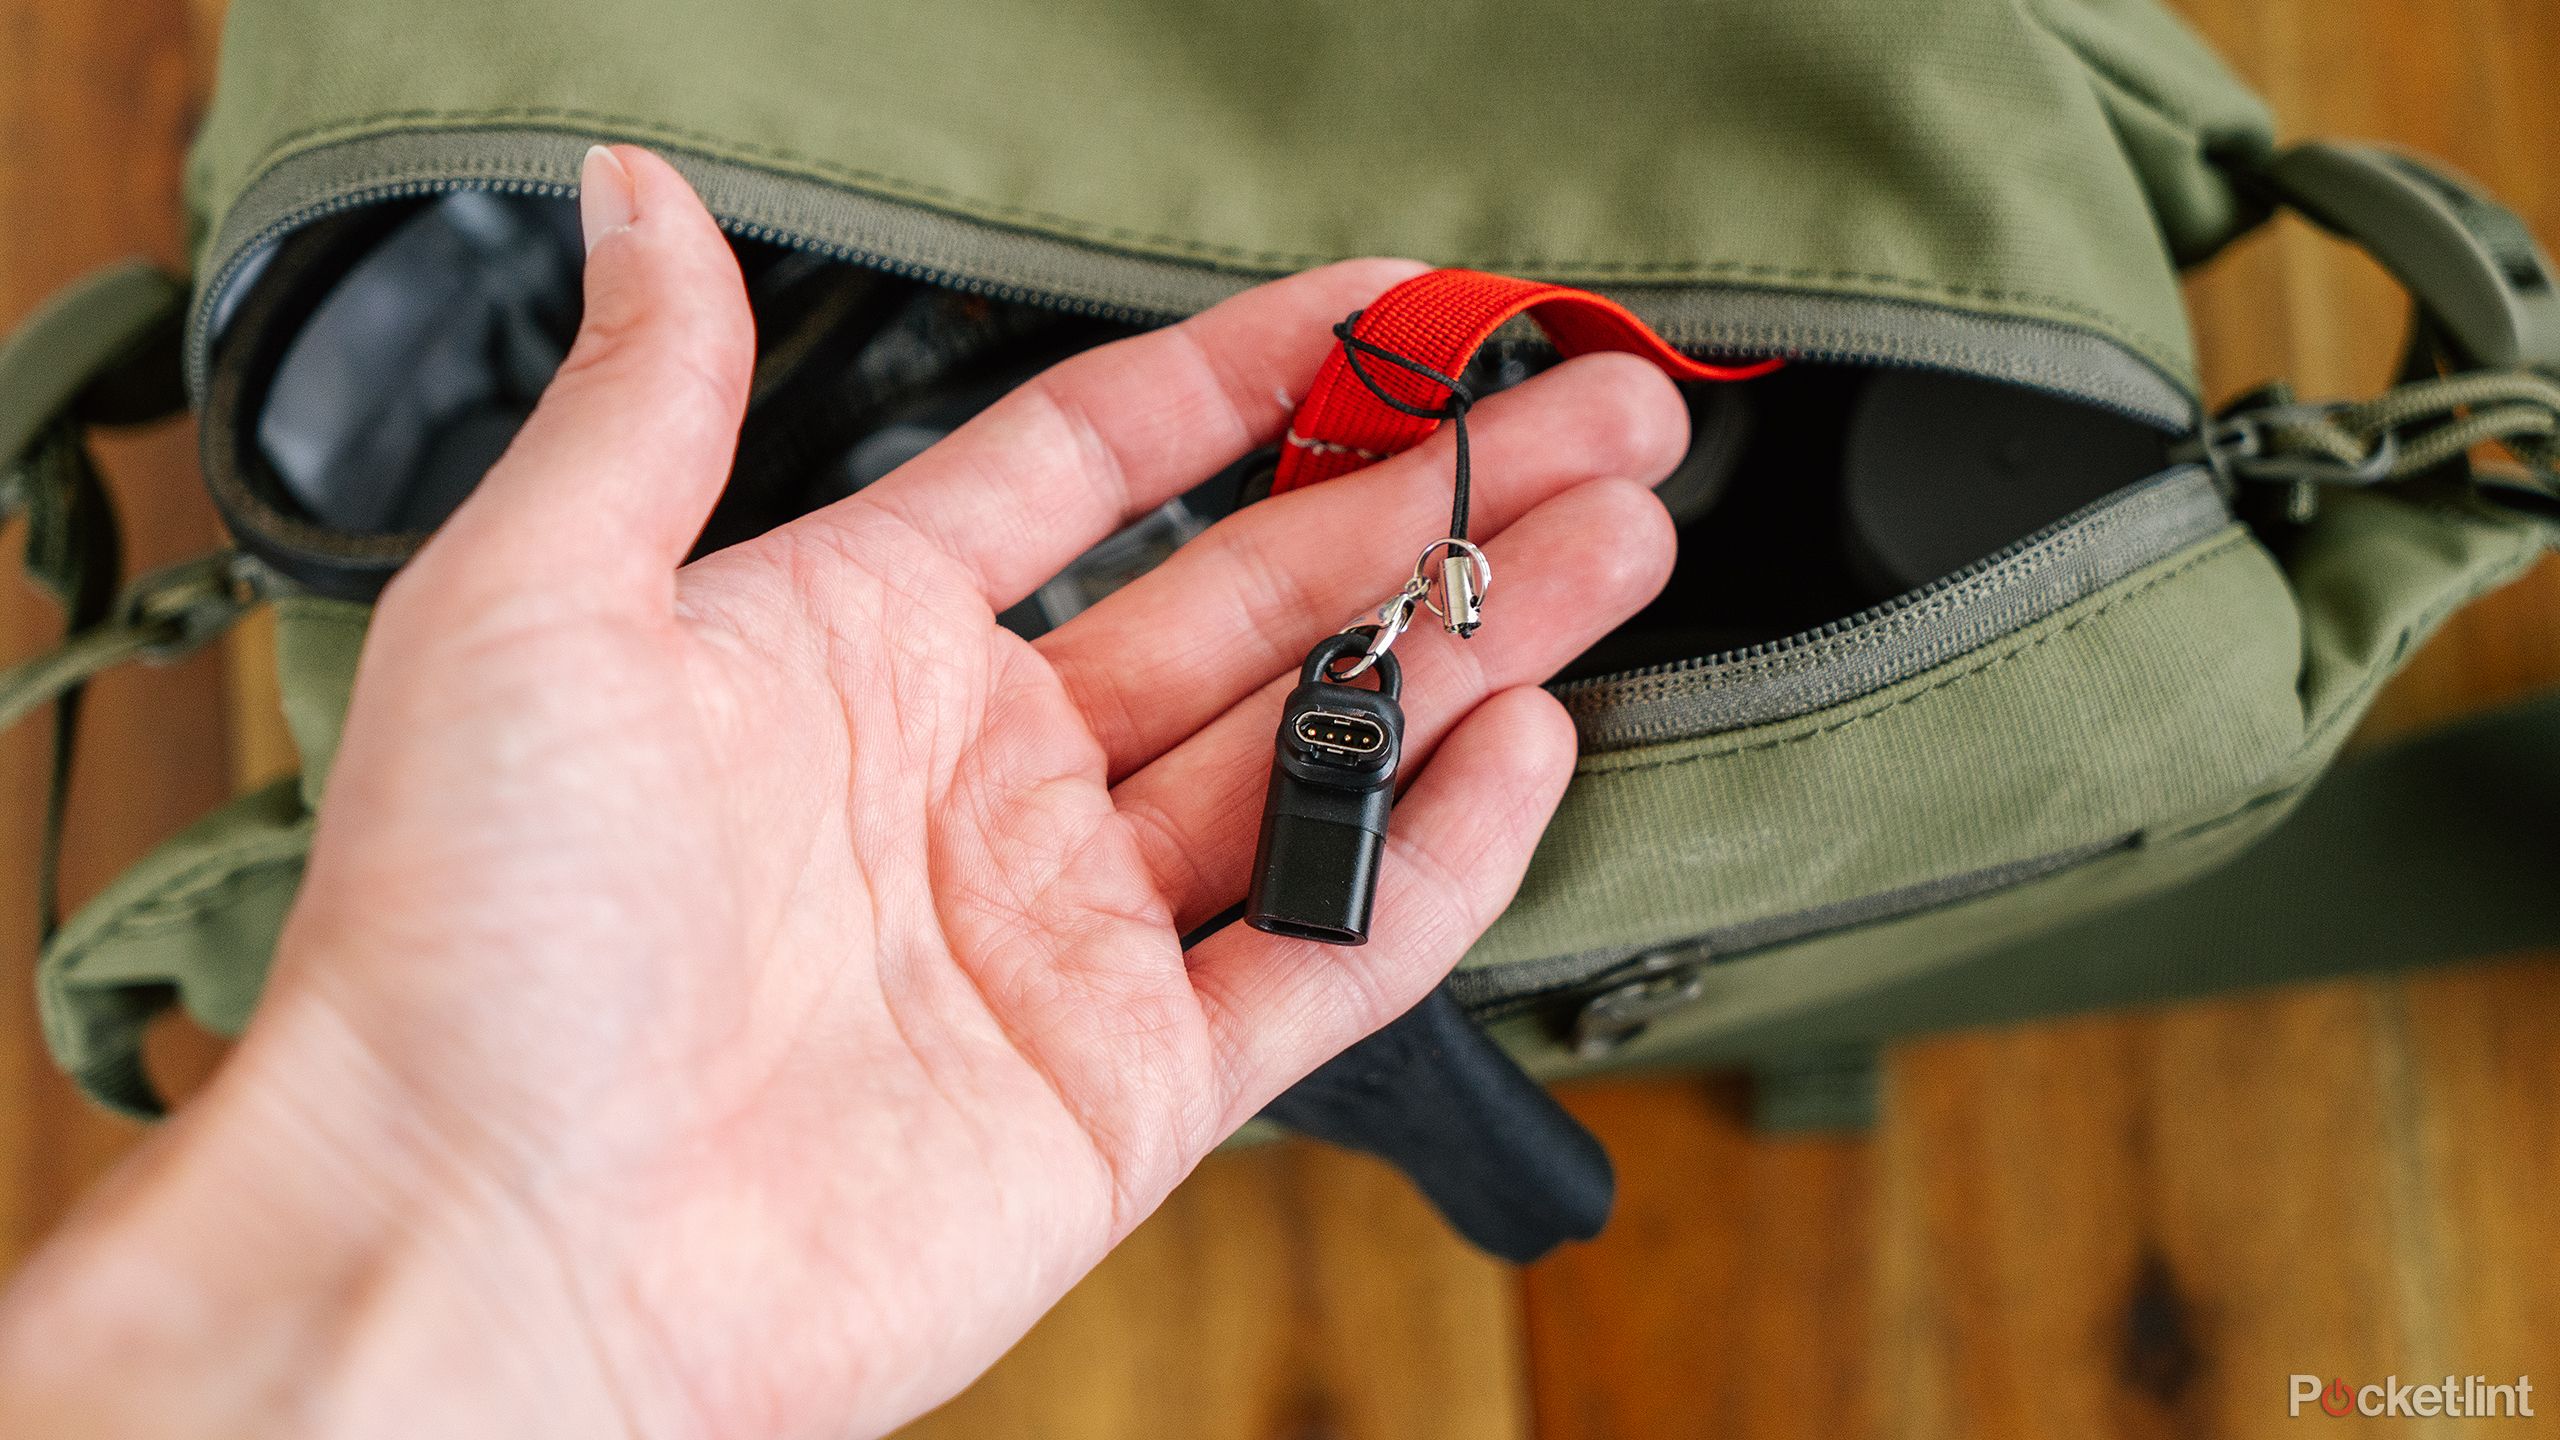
[412,144,754,609]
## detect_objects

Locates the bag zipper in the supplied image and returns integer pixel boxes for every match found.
[1553,464,2235,750]
[187,140,2198,429]
[194,168,2231,749]
[190,176,1177,399]
[189,160,2239,1035]
[1451,835,2132,1039]
[1463,472,2236,1027]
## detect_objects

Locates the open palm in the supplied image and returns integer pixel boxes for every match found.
[15,149,1689,1440]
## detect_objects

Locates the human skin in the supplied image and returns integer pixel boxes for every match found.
[0,146,1689,1439]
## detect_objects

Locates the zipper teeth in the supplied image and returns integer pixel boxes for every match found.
[188,175,1180,394]
[194,174,2188,426]
[192,175,2194,693]
[1457,835,2129,1015]
[1552,482,2128,700]
[720,217,1175,326]
[195,177,560,393]
[193,174,1870,387]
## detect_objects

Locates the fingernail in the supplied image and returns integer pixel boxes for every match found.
[579,145,636,253]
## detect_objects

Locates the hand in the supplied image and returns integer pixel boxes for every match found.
[0,147,1686,1439]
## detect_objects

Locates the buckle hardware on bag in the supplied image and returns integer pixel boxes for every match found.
[2176,392,2402,523]
[118,551,271,662]
[1570,948,1708,1060]
[2193,144,2560,529]
[0,551,273,744]
[2179,370,2560,524]
[2183,399,2400,487]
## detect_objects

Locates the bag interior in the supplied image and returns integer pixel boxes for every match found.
[218,191,2182,677]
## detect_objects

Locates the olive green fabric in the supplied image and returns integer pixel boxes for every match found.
[0,262,183,469]
[2027,0,2273,264]
[30,596,365,1117]
[1478,487,2550,1079]
[269,593,369,800]
[188,0,2270,392]
[36,778,309,1117]
[1473,524,2304,970]
[33,491,2544,1115]
[1497,682,2560,1090]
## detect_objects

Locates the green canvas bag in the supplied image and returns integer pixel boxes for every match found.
[6,0,2557,1235]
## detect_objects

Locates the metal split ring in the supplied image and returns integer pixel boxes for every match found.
[1327,538,1496,680]
[1413,538,1491,633]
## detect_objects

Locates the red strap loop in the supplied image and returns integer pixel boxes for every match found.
[1272,268,1781,494]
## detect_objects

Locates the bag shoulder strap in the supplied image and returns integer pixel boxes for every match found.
[1,262,248,939]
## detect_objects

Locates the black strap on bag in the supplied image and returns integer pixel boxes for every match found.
[1261,982,1614,1263]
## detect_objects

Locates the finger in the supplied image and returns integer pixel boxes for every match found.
[1186,685,1578,1125]
[1116,477,1674,932]
[409,145,754,610]
[1037,352,1687,779]
[838,258,1427,608]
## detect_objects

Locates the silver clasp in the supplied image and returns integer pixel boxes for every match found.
[1327,538,1494,681]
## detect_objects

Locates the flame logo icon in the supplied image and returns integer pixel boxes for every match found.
[2321,1378,2357,1417]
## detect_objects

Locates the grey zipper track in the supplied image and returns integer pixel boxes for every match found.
[188,156,1179,399]
[1555,465,2235,752]
[1448,834,2131,1015]
[187,128,2197,427]
[191,134,2234,1025]
[194,139,2229,756]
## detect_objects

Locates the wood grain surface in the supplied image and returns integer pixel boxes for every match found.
[0,3,2552,1437]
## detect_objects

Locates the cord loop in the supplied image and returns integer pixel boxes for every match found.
[1332,314,1480,543]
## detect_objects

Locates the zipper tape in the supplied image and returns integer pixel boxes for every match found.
[1557,465,2235,749]
[191,138,2200,428]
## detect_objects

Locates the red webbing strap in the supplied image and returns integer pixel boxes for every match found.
[1273,268,1782,494]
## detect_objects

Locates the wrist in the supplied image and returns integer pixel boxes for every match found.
[0,991,641,1439]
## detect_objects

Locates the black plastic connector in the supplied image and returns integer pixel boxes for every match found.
[1246,633,1405,945]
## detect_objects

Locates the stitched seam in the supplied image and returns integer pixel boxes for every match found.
[210,111,2182,363]
[49,846,308,974]
[1282,428,1385,461]
[2018,0,2214,146]
[2293,527,2547,748]
[1582,510,2200,702]
[2150,778,2310,847]
[1582,532,2255,776]
[1623,316,2186,387]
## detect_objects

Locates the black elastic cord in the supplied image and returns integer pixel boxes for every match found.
[1333,313,1477,541]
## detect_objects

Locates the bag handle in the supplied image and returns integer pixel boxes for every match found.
[0,261,188,463]
[2188,142,2560,528]
[1,262,258,938]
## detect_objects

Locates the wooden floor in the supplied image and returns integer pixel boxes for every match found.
[5,2,2557,1436]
